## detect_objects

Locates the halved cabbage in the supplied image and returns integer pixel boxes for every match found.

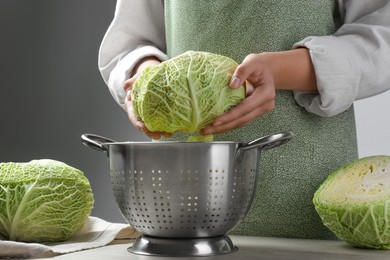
[313,155,390,249]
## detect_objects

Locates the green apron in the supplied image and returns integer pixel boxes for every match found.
[164,0,358,239]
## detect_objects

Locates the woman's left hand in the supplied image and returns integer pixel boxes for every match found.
[201,53,276,135]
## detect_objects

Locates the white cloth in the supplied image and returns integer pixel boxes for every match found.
[0,216,140,258]
[98,0,390,117]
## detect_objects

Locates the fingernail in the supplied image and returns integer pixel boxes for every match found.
[230,76,241,88]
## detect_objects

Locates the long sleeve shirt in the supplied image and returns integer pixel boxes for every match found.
[98,0,390,117]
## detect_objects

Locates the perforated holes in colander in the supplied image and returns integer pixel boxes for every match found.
[176,169,200,231]
[151,170,174,231]
[122,170,145,228]
[235,168,257,220]
[201,169,223,230]
[110,169,127,206]
[127,169,172,231]
[112,165,258,236]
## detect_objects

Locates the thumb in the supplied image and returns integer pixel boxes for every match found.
[123,72,140,92]
[230,58,255,88]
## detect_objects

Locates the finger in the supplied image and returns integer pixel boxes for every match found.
[141,126,173,140]
[123,80,136,102]
[146,131,173,140]
[201,100,274,135]
[123,79,133,92]
[123,72,140,92]
[219,68,275,129]
[126,88,132,101]
[201,87,275,135]
[124,98,145,131]
[230,54,262,88]
[146,132,163,140]
[245,81,254,97]
[213,88,272,126]
[162,132,173,138]
[206,109,262,134]
[124,98,172,139]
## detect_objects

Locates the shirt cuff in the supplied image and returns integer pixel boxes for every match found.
[107,45,168,109]
[292,36,359,117]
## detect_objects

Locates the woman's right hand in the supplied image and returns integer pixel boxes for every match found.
[123,57,172,140]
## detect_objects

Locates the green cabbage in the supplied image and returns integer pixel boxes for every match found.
[132,51,245,140]
[313,155,390,249]
[0,159,94,242]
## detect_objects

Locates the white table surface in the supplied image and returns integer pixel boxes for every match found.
[37,235,390,260]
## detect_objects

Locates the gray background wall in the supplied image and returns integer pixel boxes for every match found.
[1,0,389,224]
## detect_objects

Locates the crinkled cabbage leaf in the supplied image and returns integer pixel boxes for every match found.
[132,51,245,140]
[0,159,94,242]
[313,155,390,249]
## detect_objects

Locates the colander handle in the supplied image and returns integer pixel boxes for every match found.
[235,131,293,162]
[239,131,294,152]
[81,134,116,152]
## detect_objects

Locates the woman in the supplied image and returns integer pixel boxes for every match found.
[98,0,390,239]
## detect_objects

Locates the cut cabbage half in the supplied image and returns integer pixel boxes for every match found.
[313,155,390,249]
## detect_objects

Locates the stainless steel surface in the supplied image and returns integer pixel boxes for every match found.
[82,131,293,256]
[128,235,237,256]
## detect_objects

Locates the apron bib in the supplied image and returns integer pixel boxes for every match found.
[164,0,357,239]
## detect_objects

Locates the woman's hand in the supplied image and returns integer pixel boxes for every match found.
[123,57,172,140]
[201,48,317,135]
[201,53,276,135]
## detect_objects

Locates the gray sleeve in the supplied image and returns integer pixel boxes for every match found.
[98,0,167,108]
[293,0,390,117]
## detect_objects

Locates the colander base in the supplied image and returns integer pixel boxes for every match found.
[128,235,238,256]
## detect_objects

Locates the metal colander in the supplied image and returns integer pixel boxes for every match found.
[110,160,257,238]
[82,131,293,256]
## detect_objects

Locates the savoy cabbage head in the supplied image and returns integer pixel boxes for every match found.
[132,51,245,140]
[313,155,390,249]
[0,159,94,242]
